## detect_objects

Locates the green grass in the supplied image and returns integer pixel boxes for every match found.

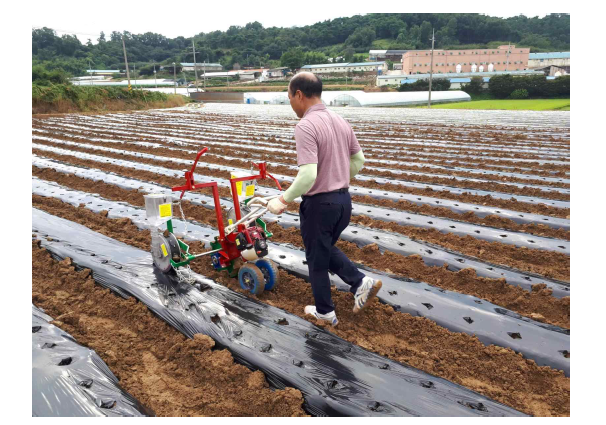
[416,99,570,111]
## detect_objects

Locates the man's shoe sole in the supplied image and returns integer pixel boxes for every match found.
[353,280,383,314]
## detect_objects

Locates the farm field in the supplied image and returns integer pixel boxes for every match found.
[415,99,571,111]
[32,104,570,417]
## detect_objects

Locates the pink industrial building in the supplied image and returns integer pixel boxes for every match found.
[401,45,530,75]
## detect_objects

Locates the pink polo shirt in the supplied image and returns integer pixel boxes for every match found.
[294,103,361,196]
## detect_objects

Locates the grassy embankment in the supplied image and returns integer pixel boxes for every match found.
[32,84,189,114]
[416,98,570,111]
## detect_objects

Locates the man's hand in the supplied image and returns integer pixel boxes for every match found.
[268,195,288,214]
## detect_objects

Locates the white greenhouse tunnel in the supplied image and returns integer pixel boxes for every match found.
[244,90,470,107]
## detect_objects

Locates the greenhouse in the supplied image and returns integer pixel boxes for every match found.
[243,90,470,107]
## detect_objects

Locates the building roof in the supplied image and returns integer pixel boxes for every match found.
[86,70,120,73]
[385,50,408,54]
[378,70,543,80]
[528,52,570,60]
[180,62,223,67]
[301,61,386,69]
[369,50,387,54]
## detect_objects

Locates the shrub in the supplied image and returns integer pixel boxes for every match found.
[510,89,529,99]
[398,78,451,92]
[461,76,484,95]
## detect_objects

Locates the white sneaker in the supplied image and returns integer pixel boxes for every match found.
[304,305,339,326]
[353,276,383,314]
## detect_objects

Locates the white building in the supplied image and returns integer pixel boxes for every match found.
[299,62,387,75]
[180,62,223,72]
[528,52,570,70]
[244,90,469,107]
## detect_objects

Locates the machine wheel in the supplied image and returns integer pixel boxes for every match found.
[238,263,265,295]
[151,232,180,273]
[255,259,279,291]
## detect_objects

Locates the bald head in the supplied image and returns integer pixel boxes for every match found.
[288,72,322,98]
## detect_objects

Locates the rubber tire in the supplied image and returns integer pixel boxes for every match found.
[238,263,265,295]
[255,259,279,291]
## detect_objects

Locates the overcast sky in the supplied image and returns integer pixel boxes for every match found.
[32,1,556,45]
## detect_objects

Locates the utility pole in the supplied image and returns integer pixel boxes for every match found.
[134,63,137,88]
[203,60,206,90]
[428,28,435,108]
[173,62,176,94]
[505,41,511,71]
[192,40,199,91]
[153,64,157,88]
[88,59,93,85]
[122,36,131,91]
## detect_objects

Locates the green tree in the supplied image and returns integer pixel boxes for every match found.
[280,48,305,69]
[461,76,484,94]
[345,27,376,48]
[343,47,354,62]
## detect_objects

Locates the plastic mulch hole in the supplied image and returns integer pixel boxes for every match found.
[368,401,385,412]
[373,236,379,240]
[58,357,73,366]
[292,360,303,367]
[456,258,465,263]
[42,342,56,349]
[279,255,286,259]
[32,326,42,333]
[558,246,565,249]
[398,242,405,246]
[275,318,289,326]
[474,300,483,304]
[233,330,243,337]
[421,303,433,310]
[460,401,487,412]
[420,380,435,389]
[463,317,474,324]
[388,291,397,296]
[508,332,522,340]
[559,350,570,358]
[351,231,358,234]
[379,363,390,370]
[500,235,508,238]
[450,225,456,229]
[260,343,272,353]
[325,380,340,390]
[211,314,221,325]
[475,230,481,234]
[78,379,94,388]
[427,221,433,224]
[528,240,535,243]
[97,399,117,409]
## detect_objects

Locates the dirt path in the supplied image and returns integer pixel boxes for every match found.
[32,137,569,217]
[32,146,570,240]
[31,130,570,202]
[31,163,571,284]
[33,123,570,186]
[32,242,307,417]
[31,199,570,416]
[32,177,571,328]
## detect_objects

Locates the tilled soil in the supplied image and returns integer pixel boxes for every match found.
[31,131,570,201]
[33,147,570,240]
[33,139,570,218]
[30,200,570,417]
[32,186,570,329]
[32,166,571,284]
[32,242,307,417]
[33,124,570,188]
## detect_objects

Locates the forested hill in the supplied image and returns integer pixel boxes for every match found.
[33,13,569,76]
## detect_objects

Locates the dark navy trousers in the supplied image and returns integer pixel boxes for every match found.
[299,189,365,314]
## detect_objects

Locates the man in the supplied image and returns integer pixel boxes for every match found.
[267,72,382,326]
